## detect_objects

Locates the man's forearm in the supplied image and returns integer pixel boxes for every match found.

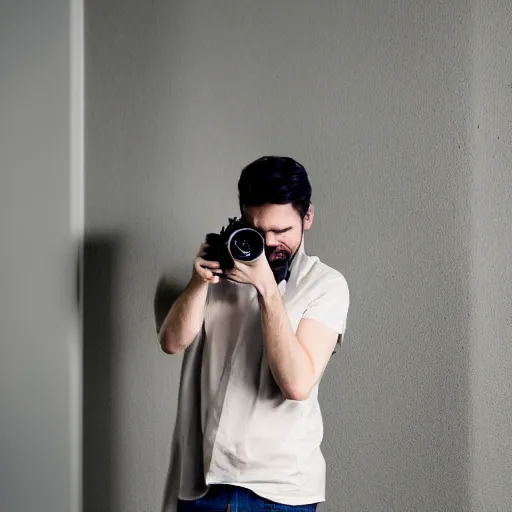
[258,288,315,401]
[159,273,209,354]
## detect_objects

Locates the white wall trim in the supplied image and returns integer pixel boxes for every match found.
[70,0,84,511]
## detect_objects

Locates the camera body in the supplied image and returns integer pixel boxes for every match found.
[203,217,265,272]
[203,216,292,284]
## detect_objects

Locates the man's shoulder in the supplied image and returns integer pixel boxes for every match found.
[296,253,349,297]
[300,253,347,284]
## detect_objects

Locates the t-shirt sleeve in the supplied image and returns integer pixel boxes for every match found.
[302,274,350,336]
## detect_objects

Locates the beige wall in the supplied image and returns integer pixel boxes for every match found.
[85,1,510,510]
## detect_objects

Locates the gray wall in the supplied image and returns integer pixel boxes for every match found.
[85,1,510,511]
[0,1,83,512]
[470,0,512,510]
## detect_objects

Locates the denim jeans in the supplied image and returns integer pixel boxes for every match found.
[177,484,318,512]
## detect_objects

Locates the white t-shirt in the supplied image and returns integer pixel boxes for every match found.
[161,241,350,510]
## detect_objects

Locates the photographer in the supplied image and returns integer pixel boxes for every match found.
[159,156,350,512]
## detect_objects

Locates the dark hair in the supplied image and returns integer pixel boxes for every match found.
[238,156,312,218]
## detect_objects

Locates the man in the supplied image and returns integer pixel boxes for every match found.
[159,156,350,512]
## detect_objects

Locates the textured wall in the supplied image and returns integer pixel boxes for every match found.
[470,0,512,510]
[85,1,492,510]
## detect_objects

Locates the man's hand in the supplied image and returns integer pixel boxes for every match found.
[193,243,222,284]
[226,253,278,298]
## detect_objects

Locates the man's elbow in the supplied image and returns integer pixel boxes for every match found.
[282,382,314,402]
[283,390,310,401]
[160,341,181,355]
[159,331,185,355]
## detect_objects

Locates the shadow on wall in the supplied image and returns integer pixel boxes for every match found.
[82,230,183,512]
[82,233,123,512]
[153,274,183,336]
[154,275,187,512]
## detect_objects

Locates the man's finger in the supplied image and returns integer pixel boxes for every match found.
[197,258,221,269]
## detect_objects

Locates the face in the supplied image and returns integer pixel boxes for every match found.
[242,203,314,263]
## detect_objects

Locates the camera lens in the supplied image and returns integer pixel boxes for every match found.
[228,228,264,262]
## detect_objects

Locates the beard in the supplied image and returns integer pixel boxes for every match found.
[265,246,296,283]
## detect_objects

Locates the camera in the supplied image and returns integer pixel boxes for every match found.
[203,217,265,271]
[203,217,292,284]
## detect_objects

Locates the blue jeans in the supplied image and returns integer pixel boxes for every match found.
[177,484,318,511]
